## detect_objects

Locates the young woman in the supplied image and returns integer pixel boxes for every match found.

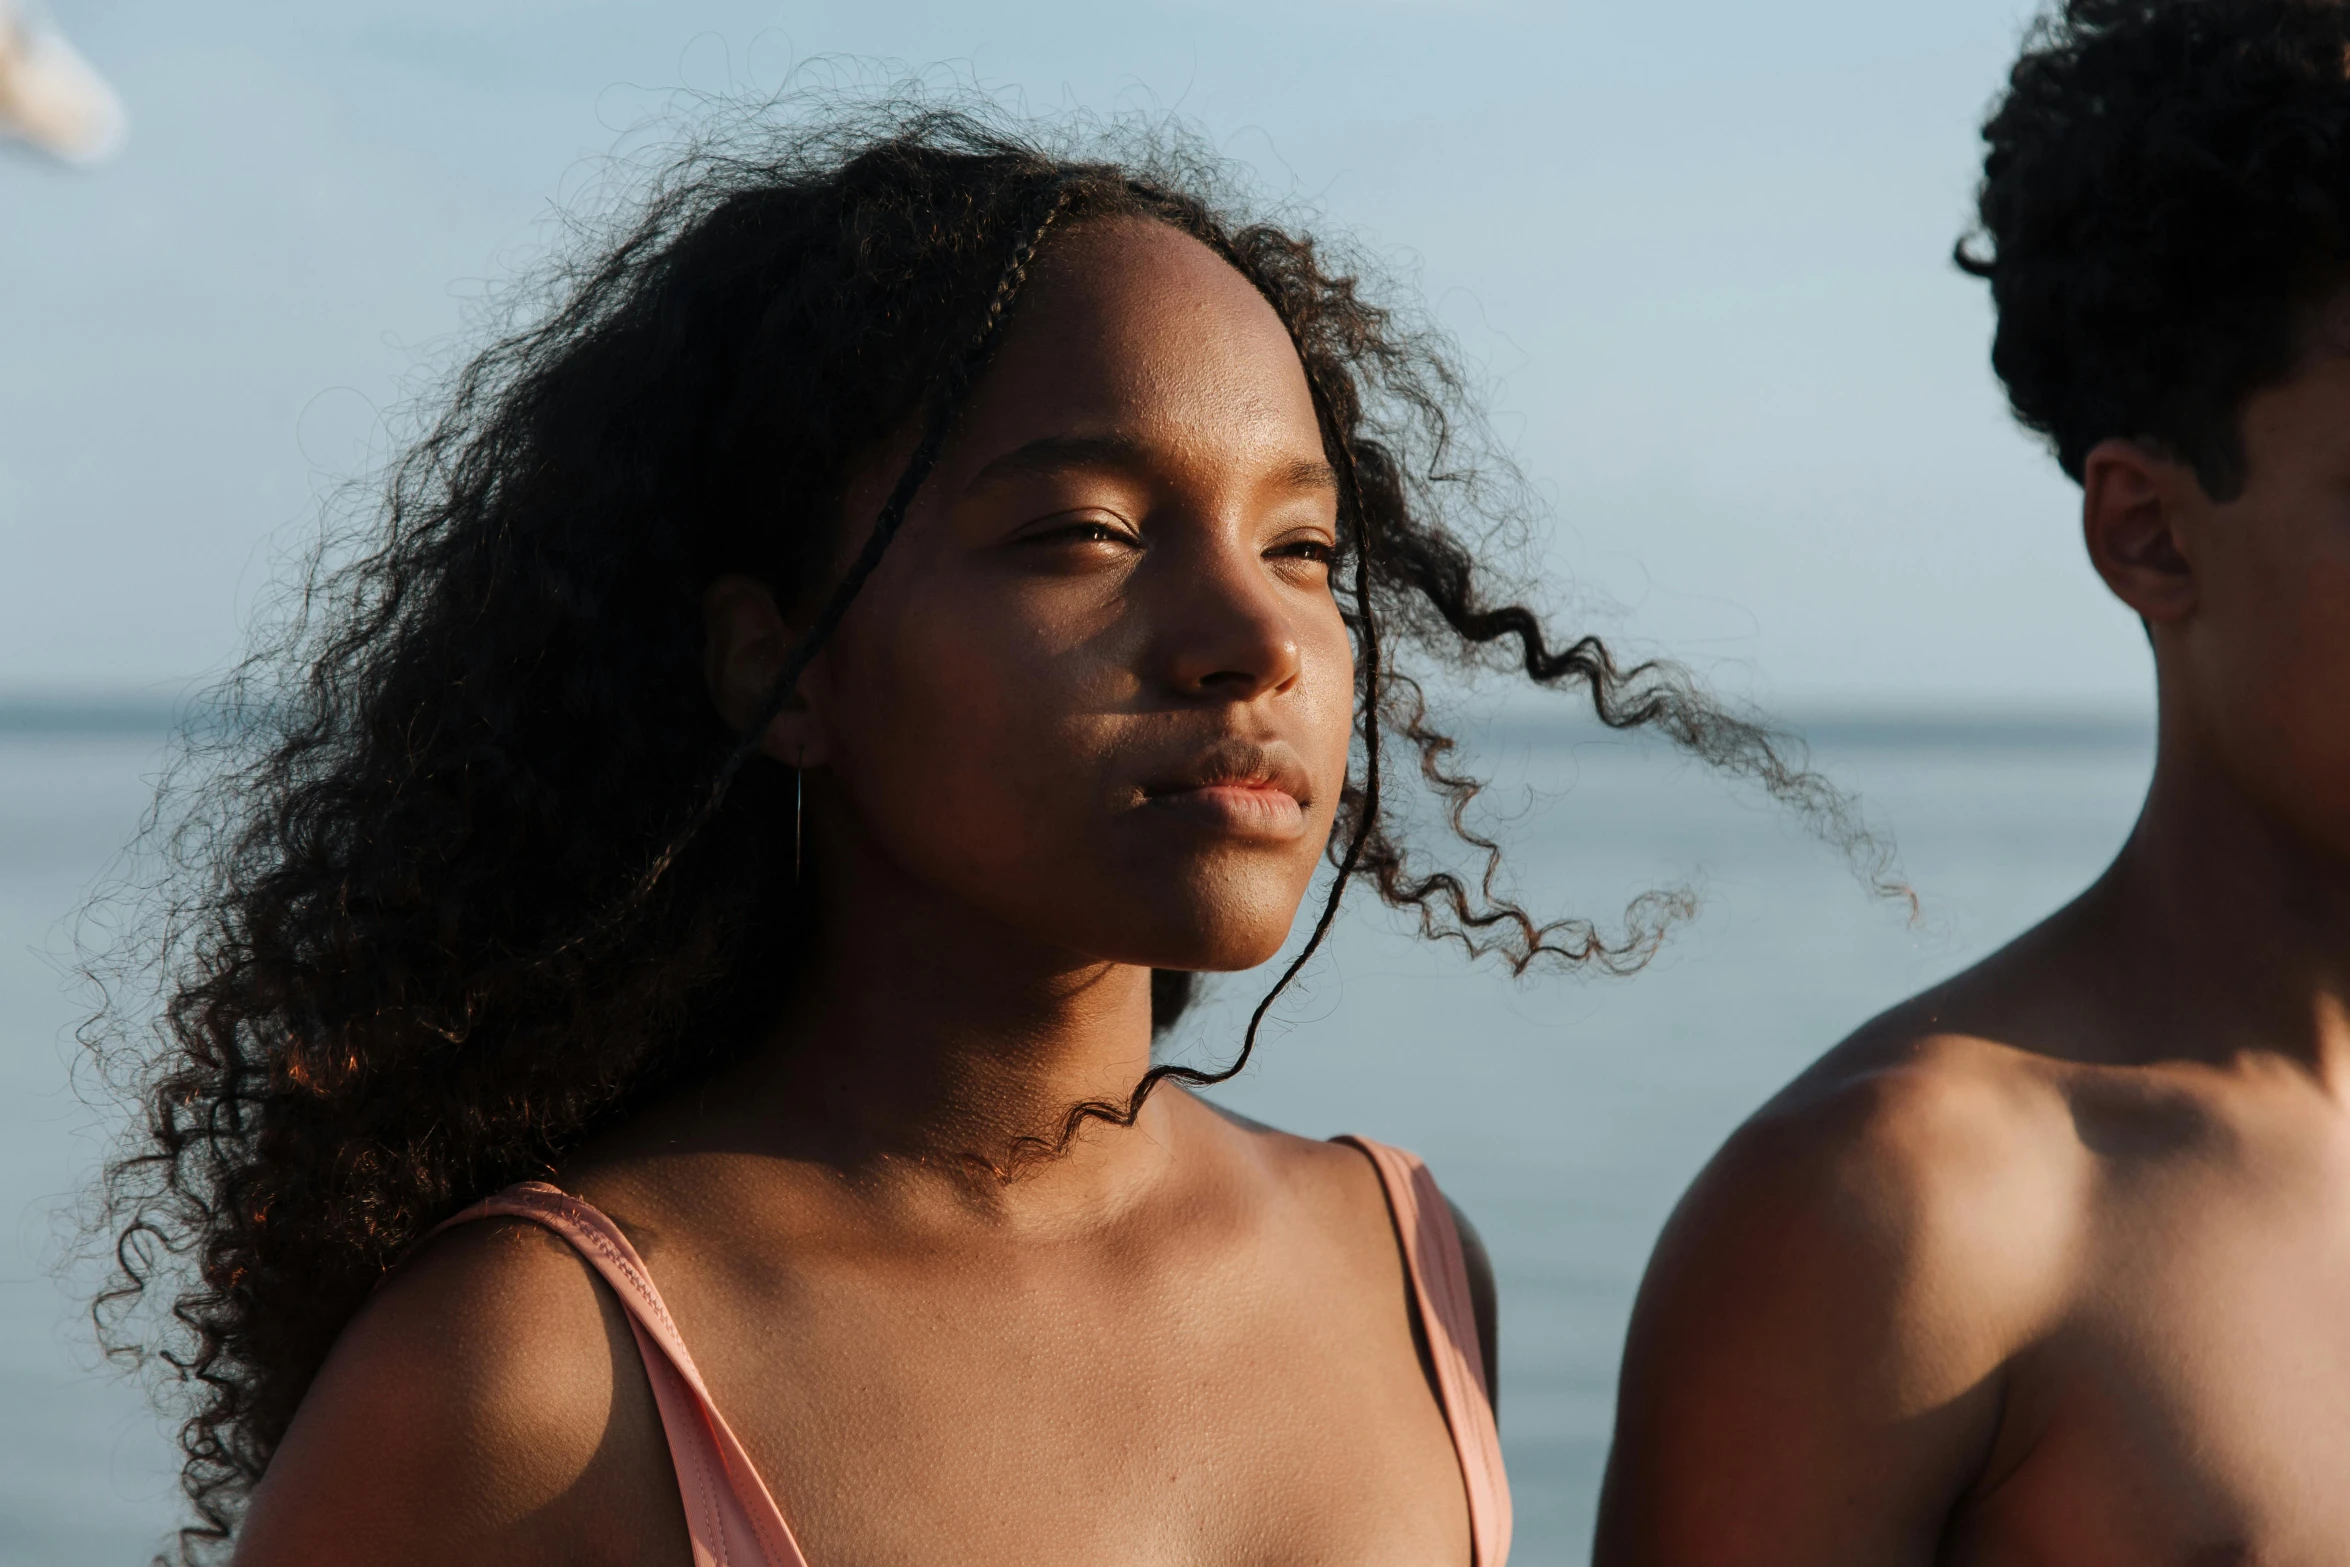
[93,107,1837,1567]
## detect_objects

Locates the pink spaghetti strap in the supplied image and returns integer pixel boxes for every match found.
[430,1160,1506,1567]
[1335,1136,1514,1567]
[428,1184,809,1567]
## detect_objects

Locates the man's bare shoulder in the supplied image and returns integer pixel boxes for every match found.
[1652,981,2105,1366]
[1778,992,2084,1182]
[1598,991,2106,1560]
[1784,985,2089,1220]
[235,1216,680,1567]
[1767,903,2256,1205]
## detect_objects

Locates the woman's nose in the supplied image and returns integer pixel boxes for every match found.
[1151,525,1307,703]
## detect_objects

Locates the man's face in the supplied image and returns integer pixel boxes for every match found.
[2174,341,2350,861]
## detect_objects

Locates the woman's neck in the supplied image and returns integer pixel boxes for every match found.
[723,831,1174,1206]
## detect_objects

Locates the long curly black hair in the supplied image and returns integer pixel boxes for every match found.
[86,97,1878,1559]
[1960,0,2350,497]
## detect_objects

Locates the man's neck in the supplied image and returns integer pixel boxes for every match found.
[2081,709,2350,1089]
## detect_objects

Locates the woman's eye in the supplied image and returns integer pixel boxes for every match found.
[1269,539,1337,566]
[1032,518,1136,548]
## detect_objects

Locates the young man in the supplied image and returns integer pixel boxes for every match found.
[1596,3,2350,1562]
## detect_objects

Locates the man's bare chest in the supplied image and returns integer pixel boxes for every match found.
[1954,1180,2350,1564]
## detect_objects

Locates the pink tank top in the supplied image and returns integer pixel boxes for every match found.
[432,1136,1511,1566]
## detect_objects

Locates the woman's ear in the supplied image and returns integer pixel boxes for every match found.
[2079,438,2200,626]
[701,575,829,767]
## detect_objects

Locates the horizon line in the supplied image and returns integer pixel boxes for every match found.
[0,689,2156,746]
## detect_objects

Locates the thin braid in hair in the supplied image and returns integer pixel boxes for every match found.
[723,175,1085,782]
[624,175,1084,904]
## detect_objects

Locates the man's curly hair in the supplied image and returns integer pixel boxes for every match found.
[1960,0,2350,497]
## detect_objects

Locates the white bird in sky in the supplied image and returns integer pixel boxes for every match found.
[0,2,125,164]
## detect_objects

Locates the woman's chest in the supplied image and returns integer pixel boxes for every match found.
[652,1230,1477,1566]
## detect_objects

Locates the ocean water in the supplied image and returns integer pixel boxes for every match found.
[0,716,2155,1565]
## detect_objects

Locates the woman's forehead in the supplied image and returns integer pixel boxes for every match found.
[953,217,1322,464]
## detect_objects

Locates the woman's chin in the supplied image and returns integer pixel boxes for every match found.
[1112,911,1309,976]
[999,851,1322,972]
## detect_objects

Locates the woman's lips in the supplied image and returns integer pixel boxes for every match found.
[1146,782,1308,840]
[1140,739,1314,840]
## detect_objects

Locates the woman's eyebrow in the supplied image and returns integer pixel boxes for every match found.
[965,434,1152,490]
[963,434,1338,494]
[1270,456,1341,494]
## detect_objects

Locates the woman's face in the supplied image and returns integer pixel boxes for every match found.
[744,216,1356,976]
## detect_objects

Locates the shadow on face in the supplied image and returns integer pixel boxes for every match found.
[790,217,1358,973]
[2173,338,2350,858]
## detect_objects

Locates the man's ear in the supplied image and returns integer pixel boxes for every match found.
[2079,437,2200,626]
[701,575,828,767]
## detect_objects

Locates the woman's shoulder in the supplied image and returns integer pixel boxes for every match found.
[1193,1095,1387,1204]
[233,1211,683,1567]
[1192,1099,1497,1365]
[1195,1099,1472,1222]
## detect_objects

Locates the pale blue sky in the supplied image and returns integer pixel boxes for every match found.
[2,0,2134,709]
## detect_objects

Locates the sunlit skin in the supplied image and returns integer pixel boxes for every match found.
[1597,319,2350,1563]
[233,219,1491,1566]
